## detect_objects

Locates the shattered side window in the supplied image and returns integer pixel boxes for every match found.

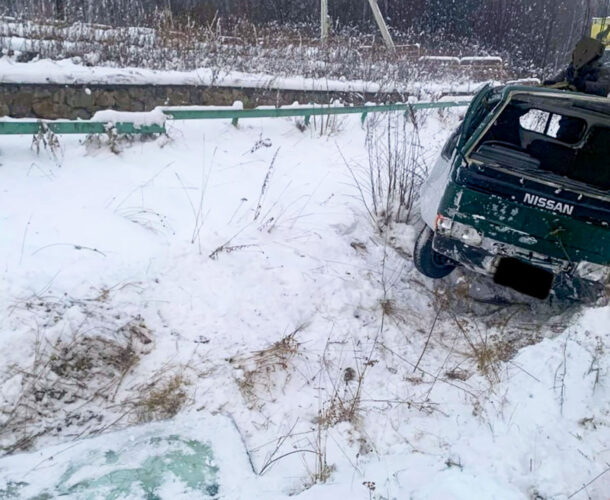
[519,108,587,144]
[547,114,562,138]
[519,109,550,135]
[478,104,525,147]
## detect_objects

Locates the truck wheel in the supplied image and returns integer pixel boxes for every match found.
[413,226,456,279]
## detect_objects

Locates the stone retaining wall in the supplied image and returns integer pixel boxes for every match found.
[0,83,410,120]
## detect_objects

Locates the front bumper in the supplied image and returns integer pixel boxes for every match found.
[433,233,607,300]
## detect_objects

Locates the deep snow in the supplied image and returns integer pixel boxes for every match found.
[0,108,608,499]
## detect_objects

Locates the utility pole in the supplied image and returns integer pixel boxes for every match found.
[367,0,396,52]
[321,0,329,43]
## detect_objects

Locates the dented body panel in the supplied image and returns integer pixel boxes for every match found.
[438,183,610,265]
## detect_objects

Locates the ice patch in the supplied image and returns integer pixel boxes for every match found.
[0,413,257,499]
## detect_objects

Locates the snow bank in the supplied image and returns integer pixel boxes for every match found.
[460,56,504,65]
[419,56,461,64]
[91,108,167,126]
[0,57,488,95]
[0,56,389,93]
[420,56,504,66]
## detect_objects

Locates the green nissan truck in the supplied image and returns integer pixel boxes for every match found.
[414,84,610,300]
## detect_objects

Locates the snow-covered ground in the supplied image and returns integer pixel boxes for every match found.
[0,108,608,499]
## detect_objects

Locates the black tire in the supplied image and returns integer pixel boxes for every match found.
[413,226,456,279]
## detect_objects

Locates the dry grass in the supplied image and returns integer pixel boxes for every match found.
[0,15,506,88]
[424,295,510,384]
[306,423,336,486]
[0,16,421,82]
[0,293,160,455]
[130,373,191,423]
[233,326,305,407]
[83,130,163,155]
[380,298,395,317]
[316,393,360,429]
[0,327,143,454]
[462,340,512,384]
[31,127,62,162]
[315,333,380,431]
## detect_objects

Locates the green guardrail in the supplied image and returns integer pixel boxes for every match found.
[0,121,166,136]
[0,100,470,136]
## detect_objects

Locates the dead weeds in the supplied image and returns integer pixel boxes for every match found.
[129,372,191,423]
[0,293,158,455]
[233,326,305,408]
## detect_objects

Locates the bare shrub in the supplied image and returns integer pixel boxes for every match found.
[82,130,161,155]
[310,112,346,138]
[31,127,62,162]
[364,111,428,228]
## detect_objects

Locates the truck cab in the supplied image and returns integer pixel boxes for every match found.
[415,84,610,300]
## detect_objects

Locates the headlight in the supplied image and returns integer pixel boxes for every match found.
[436,215,453,234]
[457,225,484,246]
[576,261,610,283]
[435,215,483,247]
